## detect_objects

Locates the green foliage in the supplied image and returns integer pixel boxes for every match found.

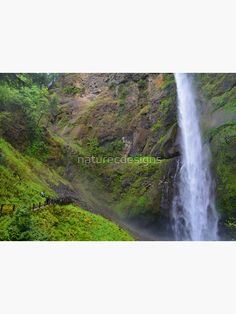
[86,137,103,156]
[104,140,125,156]
[137,79,147,90]
[49,93,60,117]
[0,85,21,111]
[96,157,167,218]
[159,96,175,115]
[19,84,49,126]
[210,87,236,112]
[108,82,116,90]
[116,194,152,217]
[0,137,63,206]
[25,131,49,160]
[31,205,133,241]
[0,205,134,241]
[8,206,32,240]
[62,85,85,95]
[224,217,236,240]
[195,74,236,230]
[210,124,236,217]
[85,138,125,160]
[226,218,236,229]
[0,74,19,86]
[0,74,53,158]
[196,73,236,99]
[29,73,52,87]
[0,73,60,89]
[205,122,236,142]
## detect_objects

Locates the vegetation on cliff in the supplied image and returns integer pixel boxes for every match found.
[196,74,236,238]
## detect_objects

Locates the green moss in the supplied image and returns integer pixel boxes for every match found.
[196,74,236,99]
[211,86,236,112]
[159,96,175,115]
[50,133,66,146]
[159,74,175,91]
[139,105,150,115]
[151,120,162,132]
[205,122,236,142]
[97,159,168,218]
[210,124,236,217]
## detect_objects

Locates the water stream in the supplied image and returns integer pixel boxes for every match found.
[172,73,218,240]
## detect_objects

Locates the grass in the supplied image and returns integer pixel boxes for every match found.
[0,204,134,241]
[0,137,134,241]
[0,137,68,206]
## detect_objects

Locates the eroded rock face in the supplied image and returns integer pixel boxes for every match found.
[47,73,179,238]
[52,73,179,159]
[50,73,236,238]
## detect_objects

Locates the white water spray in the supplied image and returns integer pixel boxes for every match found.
[173,73,218,240]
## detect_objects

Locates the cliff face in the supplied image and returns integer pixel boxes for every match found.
[195,74,236,237]
[48,73,236,238]
[52,73,179,158]
[47,73,180,238]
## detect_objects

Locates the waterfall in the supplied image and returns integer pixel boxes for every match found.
[172,73,218,240]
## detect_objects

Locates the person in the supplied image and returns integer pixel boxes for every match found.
[40,191,46,198]
[45,197,50,205]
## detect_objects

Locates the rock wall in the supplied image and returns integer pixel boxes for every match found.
[49,73,236,238]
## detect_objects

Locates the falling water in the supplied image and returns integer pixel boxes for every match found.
[172,73,218,240]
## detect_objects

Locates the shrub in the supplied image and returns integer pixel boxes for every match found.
[8,206,32,240]
[62,85,85,95]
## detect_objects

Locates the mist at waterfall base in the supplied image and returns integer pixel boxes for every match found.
[172,74,218,241]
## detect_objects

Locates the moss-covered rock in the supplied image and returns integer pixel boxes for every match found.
[196,74,236,236]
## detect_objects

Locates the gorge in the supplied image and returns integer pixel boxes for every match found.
[0,73,235,240]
